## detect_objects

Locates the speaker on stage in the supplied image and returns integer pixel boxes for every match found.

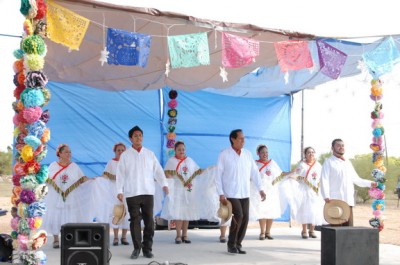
[61,223,110,265]
[321,226,378,265]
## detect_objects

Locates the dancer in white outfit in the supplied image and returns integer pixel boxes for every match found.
[42,144,92,248]
[93,142,130,246]
[250,144,282,240]
[289,147,324,239]
[162,141,204,244]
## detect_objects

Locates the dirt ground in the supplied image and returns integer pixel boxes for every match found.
[1,197,399,246]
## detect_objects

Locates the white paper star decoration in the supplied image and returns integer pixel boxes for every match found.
[220,67,228,82]
[99,47,109,66]
[284,71,289,84]
[165,60,171,77]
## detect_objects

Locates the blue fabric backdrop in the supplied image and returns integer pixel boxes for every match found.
[42,82,292,175]
[41,81,292,221]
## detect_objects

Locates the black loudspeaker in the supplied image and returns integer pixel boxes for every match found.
[61,223,110,265]
[321,226,379,265]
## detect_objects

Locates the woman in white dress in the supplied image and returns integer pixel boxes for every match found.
[250,144,282,240]
[42,144,92,248]
[161,141,203,244]
[94,142,130,246]
[290,147,324,239]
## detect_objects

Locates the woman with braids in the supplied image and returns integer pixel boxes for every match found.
[42,144,92,248]
[289,147,324,239]
[250,144,284,240]
[161,141,204,244]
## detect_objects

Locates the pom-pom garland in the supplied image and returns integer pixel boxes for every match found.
[368,78,386,231]
[14,0,50,259]
[165,88,179,157]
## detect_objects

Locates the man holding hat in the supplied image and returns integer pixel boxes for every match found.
[116,126,169,259]
[320,139,377,226]
[216,129,266,254]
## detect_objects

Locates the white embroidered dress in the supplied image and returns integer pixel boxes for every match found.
[42,162,94,235]
[291,160,325,225]
[250,160,282,220]
[91,159,130,229]
[160,156,202,220]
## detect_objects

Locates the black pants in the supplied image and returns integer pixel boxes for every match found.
[126,195,154,253]
[227,198,249,249]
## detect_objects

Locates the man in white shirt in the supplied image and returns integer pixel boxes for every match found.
[116,126,169,259]
[320,138,376,226]
[216,129,266,254]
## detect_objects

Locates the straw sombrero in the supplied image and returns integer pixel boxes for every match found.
[217,200,232,225]
[112,203,126,225]
[324,199,350,225]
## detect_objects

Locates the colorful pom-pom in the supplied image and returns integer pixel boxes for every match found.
[25,71,48,88]
[167,139,176,148]
[20,0,31,16]
[25,54,45,71]
[23,19,33,36]
[20,88,45,108]
[22,107,43,123]
[21,145,34,162]
[24,160,41,175]
[34,184,48,200]
[167,132,176,140]
[27,201,46,217]
[14,85,25,100]
[35,0,47,20]
[19,189,36,204]
[168,89,178,99]
[22,35,46,55]
[13,49,24,59]
[12,175,22,186]
[20,174,39,190]
[35,165,48,184]
[13,59,24,73]
[168,99,178,108]
[368,187,384,199]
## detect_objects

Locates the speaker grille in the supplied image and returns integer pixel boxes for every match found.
[61,223,109,265]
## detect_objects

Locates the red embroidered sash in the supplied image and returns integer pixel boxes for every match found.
[52,163,71,180]
[305,160,316,179]
[256,159,271,172]
[175,156,187,172]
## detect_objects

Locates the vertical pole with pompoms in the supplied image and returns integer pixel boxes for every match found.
[165,88,178,230]
[368,78,386,232]
[11,0,50,264]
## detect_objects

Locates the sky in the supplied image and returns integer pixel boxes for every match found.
[1,0,400,163]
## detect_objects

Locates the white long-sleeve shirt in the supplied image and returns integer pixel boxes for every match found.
[215,147,263,199]
[320,155,372,206]
[116,146,168,198]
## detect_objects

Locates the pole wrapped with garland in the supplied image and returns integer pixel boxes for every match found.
[368,78,386,232]
[10,0,50,264]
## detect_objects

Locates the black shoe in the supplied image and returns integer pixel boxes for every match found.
[121,238,129,245]
[143,251,154,258]
[130,249,140,259]
[182,237,191,244]
[227,246,238,254]
[237,247,246,254]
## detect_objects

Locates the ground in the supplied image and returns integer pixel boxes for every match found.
[1,196,399,246]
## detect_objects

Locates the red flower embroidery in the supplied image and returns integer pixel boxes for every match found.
[186,183,192,192]
[182,166,188,175]
[266,170,271,176]
[61,174,69,184]
[312,172,317,179]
